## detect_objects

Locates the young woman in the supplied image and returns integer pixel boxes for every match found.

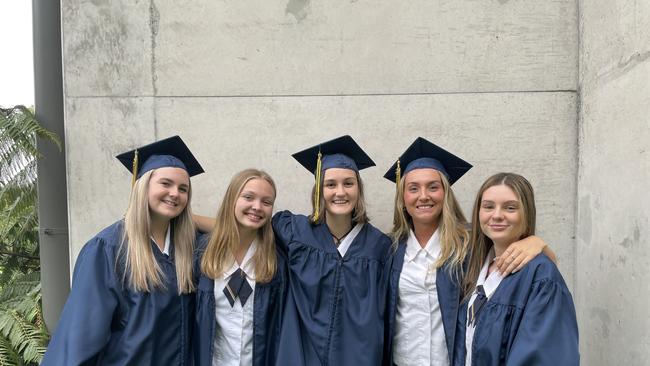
[193,169,287,366]
[42,136,203,365]
[383,138,553,366]
[456,173,578,365]
[272,135,392,365]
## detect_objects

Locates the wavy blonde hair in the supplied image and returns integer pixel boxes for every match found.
[390,169,468,273]
[201,169,277,283]
[462,172,536,299]
[120,169,196,294]
[309,169,369,225]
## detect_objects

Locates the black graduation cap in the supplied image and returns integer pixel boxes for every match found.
[115,136,204,184]
[383,137,472,185]
[291,135,375,175]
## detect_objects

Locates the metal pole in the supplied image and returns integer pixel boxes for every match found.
[33,0,70,332]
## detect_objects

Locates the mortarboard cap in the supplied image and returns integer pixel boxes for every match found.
[116,136,204,184]
[383,137,472,185]
[292,135,375,174]
[292,135,374,222]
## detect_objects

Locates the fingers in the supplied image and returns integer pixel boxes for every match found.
[496,249,519,275]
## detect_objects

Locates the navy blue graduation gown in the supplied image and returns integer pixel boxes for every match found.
[383,238,463,366]
[192,234,288,366]
[42,221,195,366]
[454,254,579,366]
[272,211,392,366]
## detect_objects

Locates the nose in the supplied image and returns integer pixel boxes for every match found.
[418,188,428,201]
[335,184,345,196]
[168,186,179,197]
[492,207,504,219]
[251,199,261,211]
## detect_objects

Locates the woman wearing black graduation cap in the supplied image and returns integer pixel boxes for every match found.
[382,138,554,366]
[42,136,203,365]
[273,135,392,366]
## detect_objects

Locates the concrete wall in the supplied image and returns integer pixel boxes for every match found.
[61,0,578,294]
[578,1,650,364]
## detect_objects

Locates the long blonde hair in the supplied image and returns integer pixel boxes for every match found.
[120,169,196,294]
[462,172,537,299]
[201,169,277,283]
[390,169,468,272]
[309,169,369,225]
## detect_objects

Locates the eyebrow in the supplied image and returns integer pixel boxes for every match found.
[158,177,189,188]
[406,179,441,185]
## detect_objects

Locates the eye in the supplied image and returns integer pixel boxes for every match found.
[242,194,253,200]
[506,205,518,212]
[429,184,439,192]
[408,186,418,193]
[481,203,494,210]
[263,200,274,206]
[161,181,171,187]
[179,187,188,193]
[324,182,336,189]
[344,181,355,187]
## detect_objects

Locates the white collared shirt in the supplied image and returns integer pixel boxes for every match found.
[465,248,504,366]
[393,229,449,366]
[212,241,257,366]
[337,223,363,257]
[151,226,171,255]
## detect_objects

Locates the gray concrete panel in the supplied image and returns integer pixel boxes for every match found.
[578,0,650,362]
[154,0,577,96]
[65,97,156,266]
[154,92,577,288]
[62,0,153,96]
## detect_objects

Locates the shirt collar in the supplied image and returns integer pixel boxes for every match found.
[475,247,503,298]
[223,240,258,280]
[151,226,171,256]
[405,228,441,262]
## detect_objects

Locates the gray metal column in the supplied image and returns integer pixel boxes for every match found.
[33,0,70,332]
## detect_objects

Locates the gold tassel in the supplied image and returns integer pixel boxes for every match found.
[131,150,139,187]
[395,158,401,190]
[313,151,323,222]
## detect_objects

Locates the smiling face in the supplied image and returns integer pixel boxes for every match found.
[234,178,275,233]
[403,168,445,229]
[322,168,359,219]
[478,184,525,247]
[147,167,190,224]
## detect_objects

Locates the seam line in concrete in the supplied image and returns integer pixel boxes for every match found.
[65,90,578,99]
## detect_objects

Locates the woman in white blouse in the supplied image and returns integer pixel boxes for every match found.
[382,138,552,366]
[193,169,287,366]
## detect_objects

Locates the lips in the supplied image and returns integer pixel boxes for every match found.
[162,199,178,207]
[489,224,509,231]
[245,212,264,222]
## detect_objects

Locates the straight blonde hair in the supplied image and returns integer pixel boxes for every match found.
[309,169,369,225]
[201,169,277,284]
[390,170,468,273]
[462,172,536,299]
[120,169,196,294]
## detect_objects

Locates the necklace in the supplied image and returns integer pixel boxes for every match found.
[331,226,354,247]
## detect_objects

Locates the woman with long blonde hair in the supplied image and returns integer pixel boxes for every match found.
[193,169,287,366]
[382,138,553,366]
[456,173,578,365]
[43,136,203,365]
